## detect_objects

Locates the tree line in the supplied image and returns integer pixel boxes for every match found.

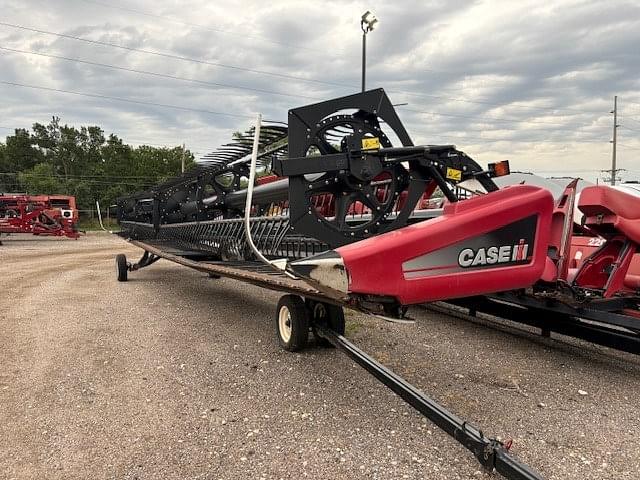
[0,116,195,211]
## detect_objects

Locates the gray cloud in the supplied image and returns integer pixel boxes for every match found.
[0,0,639,181]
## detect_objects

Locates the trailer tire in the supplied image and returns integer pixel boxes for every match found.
[307,300,345,347]
[116,254,128,282]
[276,295,309,352]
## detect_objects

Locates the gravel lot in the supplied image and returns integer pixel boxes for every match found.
[1,233,639,480]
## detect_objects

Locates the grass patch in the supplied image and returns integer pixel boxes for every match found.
[345,319,362,336]
[78,218,119,231]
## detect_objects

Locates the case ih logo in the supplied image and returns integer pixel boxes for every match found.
[458,239,529,268]
[401,216,537,279]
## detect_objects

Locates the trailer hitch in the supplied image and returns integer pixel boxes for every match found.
[315,324,544,480]
[462,430,540,480]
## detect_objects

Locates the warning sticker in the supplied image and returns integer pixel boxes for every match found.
[361,137,381,150]
[445,167,462,181]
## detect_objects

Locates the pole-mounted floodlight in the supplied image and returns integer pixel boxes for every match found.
[361,10,378,33]
[360,10,378,92]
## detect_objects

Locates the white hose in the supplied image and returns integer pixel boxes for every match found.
[95,200,110,232]
[243,114,292,275]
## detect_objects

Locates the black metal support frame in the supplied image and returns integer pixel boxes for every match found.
[447,293,640,355]
[130,250,161,271]
[315,324,544,480]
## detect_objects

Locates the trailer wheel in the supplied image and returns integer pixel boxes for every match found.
[116,254,128,282]
[307,300,345,347]
[276,295,309,352]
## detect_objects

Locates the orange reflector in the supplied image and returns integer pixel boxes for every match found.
[490,160,510,177]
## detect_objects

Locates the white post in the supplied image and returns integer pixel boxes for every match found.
[181,143,186,173]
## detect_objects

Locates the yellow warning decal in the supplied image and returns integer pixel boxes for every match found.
[361,137,381,150]
[445,167,462,181]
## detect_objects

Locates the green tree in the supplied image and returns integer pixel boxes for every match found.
[0,128,41,172]
[1,117,196,209]
[18,163,60,194]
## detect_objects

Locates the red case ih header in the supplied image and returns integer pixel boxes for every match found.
[0,194,80,240]
[113,89,640,480]
[113,87,640,358]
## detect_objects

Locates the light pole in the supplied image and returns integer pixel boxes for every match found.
[361,10,378,92]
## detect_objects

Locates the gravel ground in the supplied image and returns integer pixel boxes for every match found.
[0,233,639,480]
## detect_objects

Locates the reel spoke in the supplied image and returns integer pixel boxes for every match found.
[334,193,353,230]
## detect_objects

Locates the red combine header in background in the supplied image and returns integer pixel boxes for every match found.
[0,194,81,240]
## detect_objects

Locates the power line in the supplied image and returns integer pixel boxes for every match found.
[6,43,602,122]
[618,115,640,126]
[388,89,603,115]
[527,168,602,173]
[0,76,599,137]
[72,0,467,91]
[618,143,640,151]
[0,35,614,146]
[0,79,262,120]
[111,141,206,153]
[75,0,348,57]
[0,122,606,152]
[417,131,606,145]
[0,22,354,89]
[619,125,640,134]
[0,172,169,181]
[400,106,604,129]
[0,46,319,101]
[0,83,608,150]
[73,0,614,114]
[0,21,608,118]
[0,116,611,148]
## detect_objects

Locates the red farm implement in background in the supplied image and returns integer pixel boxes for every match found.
[0,194,81,240]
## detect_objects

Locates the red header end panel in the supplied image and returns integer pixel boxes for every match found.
[337,185,554,305]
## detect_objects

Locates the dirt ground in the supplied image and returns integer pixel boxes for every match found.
[1,233,638,480]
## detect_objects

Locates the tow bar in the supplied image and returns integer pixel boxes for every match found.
[315,325,544,480]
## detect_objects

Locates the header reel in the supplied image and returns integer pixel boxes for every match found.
[275,88,501,247]
[117,88,506,259]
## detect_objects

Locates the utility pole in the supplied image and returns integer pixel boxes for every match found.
[610,96,618,185]
[181,143,186,173]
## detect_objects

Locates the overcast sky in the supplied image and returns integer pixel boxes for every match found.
[1,0,639,182]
